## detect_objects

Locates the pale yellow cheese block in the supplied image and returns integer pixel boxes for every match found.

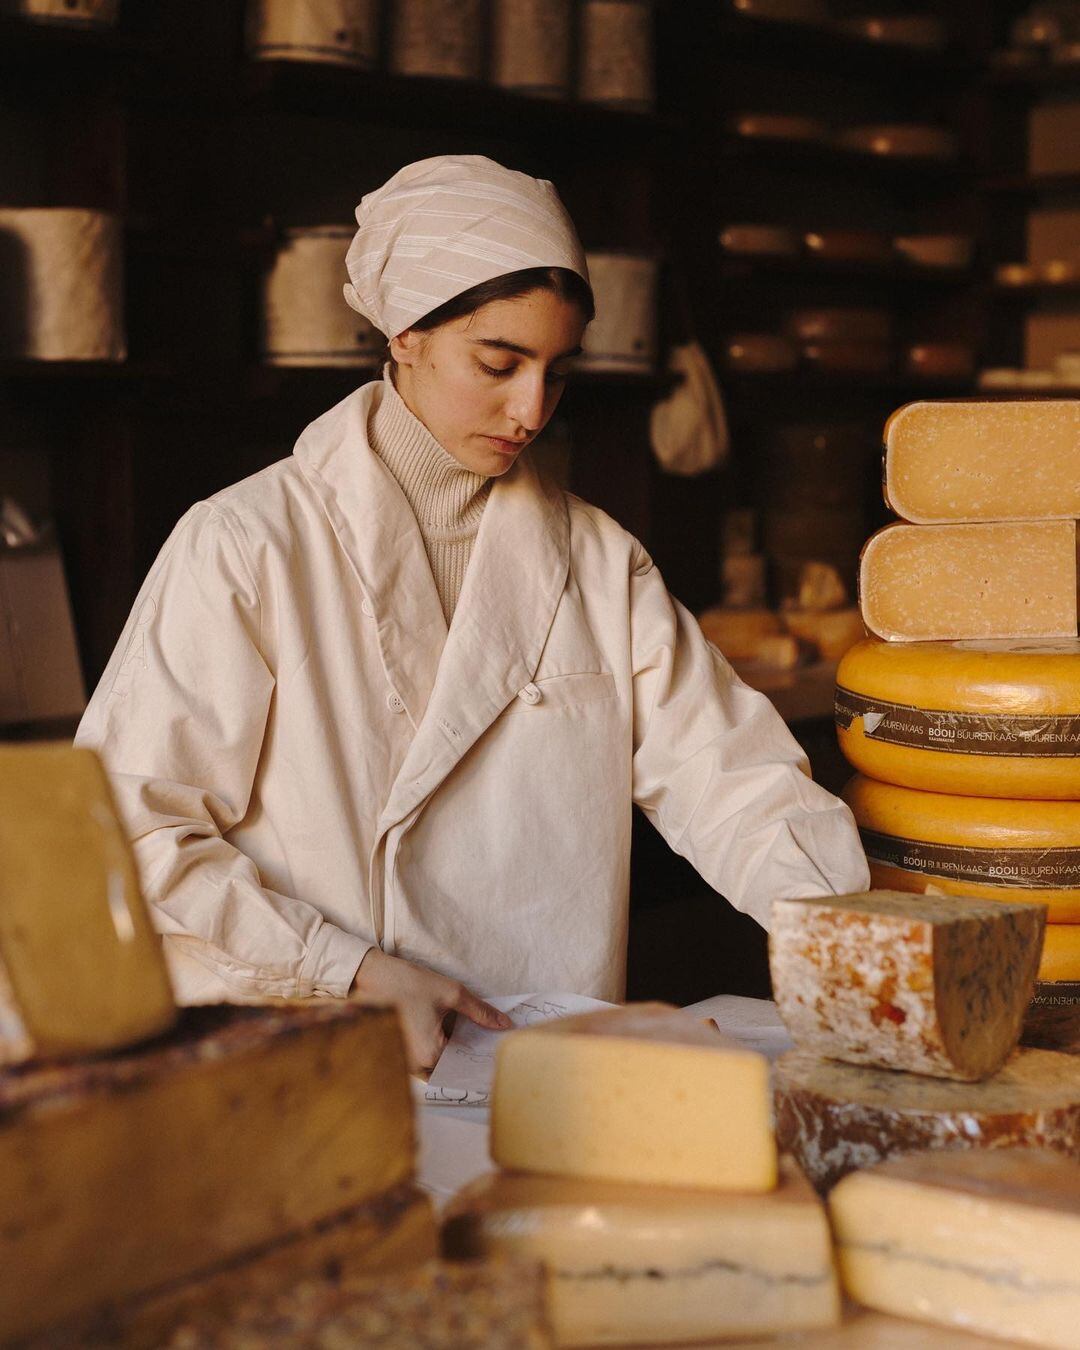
[830,1148,1080,1349]
[491,1002,777,1191]
[443,1161,839,1347]
[0,742,176,1065]
[883,400,1080,523]
[0,1002,416,1342]
[783,606,865,661]
[770,891,1044,1081]
[697,606,782,659]
[859,521,1078,641]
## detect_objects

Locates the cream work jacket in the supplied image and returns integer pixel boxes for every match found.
[77,379,870,1004]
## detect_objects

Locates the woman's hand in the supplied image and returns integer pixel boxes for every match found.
[349,948,512,1074]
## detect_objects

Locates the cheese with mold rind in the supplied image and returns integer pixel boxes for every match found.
[491,1002,777,1191]
[769,890,1044,1081]
[774,1045,1080,1193]
[444,1161,839,1346]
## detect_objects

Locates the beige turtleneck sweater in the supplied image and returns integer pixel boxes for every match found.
[369,370,492,625]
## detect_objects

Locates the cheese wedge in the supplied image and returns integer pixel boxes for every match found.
[491,1002,777,1191]
[830,1149,1080,1350]
[769,891,1044,1080]
[844,774,1080,923]
[774,1046,1080,1193]
[0,1003,415,1342]
[0,742,176,1065]
[444,1162,839,1347]
[883,402,1080,523]
[836,638,1080,800]
[859,521,1079,642]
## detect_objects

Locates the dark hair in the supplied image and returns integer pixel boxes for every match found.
[410,266,595,331]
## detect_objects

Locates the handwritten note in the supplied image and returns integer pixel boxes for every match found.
[422,991,614,1106]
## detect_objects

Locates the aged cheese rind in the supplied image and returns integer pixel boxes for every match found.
[858,521,1078,642]
[0,743,176,1064]
[770,891,1044,1081]
[43,1183,437,1349]
[443,1162,839,1347]
[844,774,1080,923]
[158,1259,553,1350]
[0,1003,415,1342]
[883,400,1080,524]
[836,638,1080,800]
[491,1002,777,1191]
[774,1046,1080,1193]
[830,1149,1080,1350]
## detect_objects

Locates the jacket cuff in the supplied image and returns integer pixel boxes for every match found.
[298,923,373,998]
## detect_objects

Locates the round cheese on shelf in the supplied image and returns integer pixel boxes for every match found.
[785,307,893,343]
[836,124,958,161]
[719,224,802,257]
[775,1045,1080,1193]
[729,113,826,142]
[836,15,947,50]
[246,0,380,69]
[1042,926,1080,982]
[491,0,571,97]
[893,234,972,269]
[902,343,975,380]
[802,230,894,265]
[801,341,892,376]
[723,334,801,373]
[836,638,1080,800]
[842,772,1080,923]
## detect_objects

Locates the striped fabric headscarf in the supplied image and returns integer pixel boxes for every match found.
[343,155,589,337]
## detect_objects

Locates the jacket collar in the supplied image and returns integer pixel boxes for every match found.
[294,380,570,824]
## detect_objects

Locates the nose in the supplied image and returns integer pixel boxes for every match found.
[505,370,548,433]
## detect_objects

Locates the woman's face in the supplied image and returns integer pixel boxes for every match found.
[389,289,587,477]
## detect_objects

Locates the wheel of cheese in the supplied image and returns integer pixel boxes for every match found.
[843,773,1080,922]
[775,1046,1080,1193]
[836,638,1080,800]
[1042,926,1080,982]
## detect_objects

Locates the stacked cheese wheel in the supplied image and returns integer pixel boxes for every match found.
[768,891,1080,1346]
[838,400,1080,1024]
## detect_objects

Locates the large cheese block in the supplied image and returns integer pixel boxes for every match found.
[836,638,1080,800]
[0,743,176,1066]
[443,1162,839,1347]
[783,606,865,661]
[1042,925,1080,982]
[698,606,782,659]
[859,521,1078,641]
[52,1183,437,1349]
[769,891,1044,1081]
[829,1149,1080,1349]
[491,1002,777,1191]
[883,400,1080,523]
[0,1003,415,1342]
[844,774,1080,924]
[156,1259,553,1350]
[774,1045,1080,1193]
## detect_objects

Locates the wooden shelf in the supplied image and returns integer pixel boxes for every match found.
[717,135,968,185]
[986,54,1080,89]
[992,280,1080,300]
[708,10,969,82]
[239,59,675,147]
[720,368,976,395]
[981,171,1080,194]
[0,359,168,381]
[717,256,972,290]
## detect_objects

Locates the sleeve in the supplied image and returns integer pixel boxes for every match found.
[75,502,372,1002]
[628,545,870,930]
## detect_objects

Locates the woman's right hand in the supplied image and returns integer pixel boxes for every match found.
[349,947,512,1074]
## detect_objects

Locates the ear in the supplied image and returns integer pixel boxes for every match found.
[389,328,423,366]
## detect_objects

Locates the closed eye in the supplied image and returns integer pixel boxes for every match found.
[478,359,572,386]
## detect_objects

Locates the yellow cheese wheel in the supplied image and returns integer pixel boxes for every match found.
[843,774,1080,923]
[836,638,1080,799]
[1040,926,1080,981]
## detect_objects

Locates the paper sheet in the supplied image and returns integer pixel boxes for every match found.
[420,991,614,1106]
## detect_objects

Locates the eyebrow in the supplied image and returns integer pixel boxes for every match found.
[469,337,583,361]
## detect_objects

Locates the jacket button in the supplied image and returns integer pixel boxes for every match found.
[518,683,542,705]
[386,692,406,714]
[362,598,374,617]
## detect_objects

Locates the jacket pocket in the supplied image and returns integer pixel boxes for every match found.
[519,671,617,709]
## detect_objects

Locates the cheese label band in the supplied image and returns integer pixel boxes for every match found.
[1032,981,1080,1006]
[859,828,1080,891]
[836,686,1080,757]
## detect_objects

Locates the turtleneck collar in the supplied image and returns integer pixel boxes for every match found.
[369,366,491,538]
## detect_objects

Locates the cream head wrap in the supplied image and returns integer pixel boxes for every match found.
[343,155,590,338]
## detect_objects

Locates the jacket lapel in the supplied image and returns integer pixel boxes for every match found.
[379,448,570,828]
[293,382,448,728]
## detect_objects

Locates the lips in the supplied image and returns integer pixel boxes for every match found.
[486,436,528,454]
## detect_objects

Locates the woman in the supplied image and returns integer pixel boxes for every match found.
[77,156,869,1072]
